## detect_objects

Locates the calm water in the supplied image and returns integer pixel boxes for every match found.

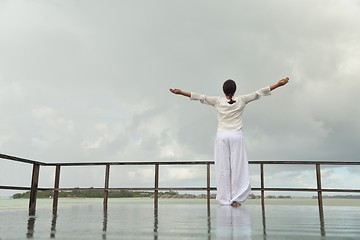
[0,198,359,239]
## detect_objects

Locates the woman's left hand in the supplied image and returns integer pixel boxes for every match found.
[278,77,289,86]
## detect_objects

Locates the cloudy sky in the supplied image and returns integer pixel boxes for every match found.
[1,0,359,197]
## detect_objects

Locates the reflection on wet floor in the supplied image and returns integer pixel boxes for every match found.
[215,206,251,240]
[23,201,347,239]
[26,205,256,240]
[50,214,57,238]
[39,205,253,239]
[26,215,36,239]
[102,207,107,240]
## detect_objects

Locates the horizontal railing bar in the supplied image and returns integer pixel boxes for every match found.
[34,187,217,191]
[0,186,217,191]
[3,153,359,221]
[38,187,157,191]
[250,160,360,165]
[3,185,359,193]
[25,160,360,167]
[252,187,318,192]
[1,153,359,166]
[42,161,214,166]
[157,187,216,191]
[0,185,32,191]
[0,153,45,165]
[253,188,360,193]
[321,189,360,193]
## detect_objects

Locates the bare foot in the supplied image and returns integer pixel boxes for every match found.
[231,201,241,207]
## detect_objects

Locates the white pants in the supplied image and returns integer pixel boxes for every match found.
[214,130,251,205]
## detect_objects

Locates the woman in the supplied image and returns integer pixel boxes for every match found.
[170,77,289,207]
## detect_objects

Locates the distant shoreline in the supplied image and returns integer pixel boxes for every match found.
[10,189,360,200]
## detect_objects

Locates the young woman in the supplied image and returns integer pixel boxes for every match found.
[169,77,289,207]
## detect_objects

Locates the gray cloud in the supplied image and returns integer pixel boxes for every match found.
[1,0,359,196]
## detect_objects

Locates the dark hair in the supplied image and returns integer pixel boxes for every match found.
[223,79,236,104]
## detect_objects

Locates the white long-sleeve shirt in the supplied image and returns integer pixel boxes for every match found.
[190,86,271,131]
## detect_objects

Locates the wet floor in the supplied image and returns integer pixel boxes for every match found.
[1,198,360,239]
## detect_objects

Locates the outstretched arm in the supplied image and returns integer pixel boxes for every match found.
[170,88,219,106]
[270,77,289,91]
[169,88,191,98]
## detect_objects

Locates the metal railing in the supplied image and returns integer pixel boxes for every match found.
[1,153,359,221]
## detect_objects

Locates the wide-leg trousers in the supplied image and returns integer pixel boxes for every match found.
[214,130,251,205]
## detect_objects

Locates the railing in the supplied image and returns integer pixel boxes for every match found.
[1,153,359,223]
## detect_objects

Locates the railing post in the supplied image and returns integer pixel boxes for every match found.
[29,163,40,216]
[103,164,110,211]
[206,163,211,213]
[52,165,61,216]
[260,163,265,208]
[316,164,325,236]
[260,163,266,236]
[154,163,159,210]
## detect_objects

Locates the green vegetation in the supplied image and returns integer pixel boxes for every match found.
[322,195,360,199]
[12,189,179,199]
[13,190,360,200]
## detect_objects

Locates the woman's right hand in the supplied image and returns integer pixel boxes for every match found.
[169,88,182,94]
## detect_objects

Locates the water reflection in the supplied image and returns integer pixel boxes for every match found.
[101,206,160,239]
[31,204,250,239]
[154,207,158,240]
[207,210,212,240]
[50,214,57,238]
[23,201,329,239]
[216,206,251,240]
[261,204,266,238]
[102,207,108,240]
[26,215,36,238]
[319,211,326,237]
[153,203,212,239]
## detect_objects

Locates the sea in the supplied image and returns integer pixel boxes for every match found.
[0,198,359,239]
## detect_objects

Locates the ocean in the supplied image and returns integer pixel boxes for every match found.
[0,198,359,239]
